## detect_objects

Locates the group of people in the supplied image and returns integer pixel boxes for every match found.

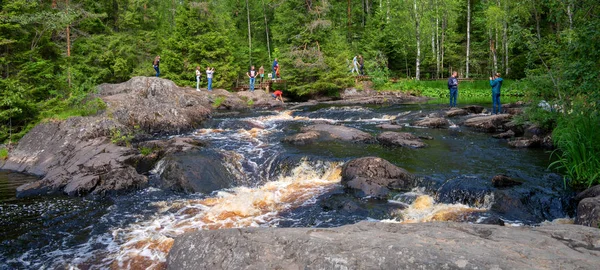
[447,71,503,114]
[196,66,215,91]
[246,58,281,92]
[351,55,365,75]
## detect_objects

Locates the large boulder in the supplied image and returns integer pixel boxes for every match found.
[575,196,600,228]
[98,77,212,135]
[376,123,403,130]
[575,185,600,202]
[282,124,374,145]
[155,149,245,194]
[463,114,512,132]
[491,174,523,188]
[236,90,284,108]
[413,117,449,128]
[167,221,600,270]
[341,157,417,198]
[377,131,426,148]
[3,117,147,197]
[508,136,542,148]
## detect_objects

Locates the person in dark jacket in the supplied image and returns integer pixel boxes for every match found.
[490,73,504,114]
[358,55,365,75]
[448,71,459,107]
[153,56,160,77]
[272,58,278,79]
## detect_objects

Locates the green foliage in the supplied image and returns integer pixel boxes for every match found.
[0,147,8,160]
[139,146,153,156]
[110,128,133,147]
[212,96,226,108]
[550,110,600,189]
[376,79,523,98]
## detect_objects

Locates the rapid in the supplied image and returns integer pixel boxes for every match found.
[0,102,574,269]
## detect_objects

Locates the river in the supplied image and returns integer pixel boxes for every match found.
[0,102,573,269]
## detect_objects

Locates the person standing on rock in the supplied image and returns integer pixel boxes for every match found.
[351,55,359,74]
[490,73,504,114]
[272,58,278,79]
[359,55,365,75]
[153,56,160,77]
[195,66,202,91]
[448,71,459,107]
[206,67,215,91]
[247,66,257,92]
[258,66,265,85]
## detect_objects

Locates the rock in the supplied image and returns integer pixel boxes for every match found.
[445,108,468,117]
[98,77,212,135]
[575,196,600,228]
[504,107,523,115]
[376,123,403,130]
[167,221,600,270]
[463,114,512,132]
[301,124,375,143]
[376,132,427,148]
[462,105,485,114]
[575,185,600,202]
[524,124,547,138]
[413,117,449,129]
[504,121,525,136]
[508,136,541,148]
[318,193,406,218]
[435,176,493,207]
[491,174,523,188]
[155,149,245,194]
[492,129,515,139]
[281,130,321,146]
[330,90,428,105]
[236,90,284,108]
[418,135,434,140]
[341,157,417,198]
[2,117,148,197]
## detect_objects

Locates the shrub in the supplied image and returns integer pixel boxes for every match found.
[0,148,8,160]
[212,96,226,108]
[550,111,600,188]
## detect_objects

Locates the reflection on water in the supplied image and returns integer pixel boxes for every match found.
[0,103,571,269]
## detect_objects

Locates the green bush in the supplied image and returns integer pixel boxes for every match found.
[212,96,226,108]
[139,146,153,156]
[376,79,524,98]
[550,111,600,188]
[0,148,8,160]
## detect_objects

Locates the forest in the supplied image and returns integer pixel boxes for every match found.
[0,0,599,187]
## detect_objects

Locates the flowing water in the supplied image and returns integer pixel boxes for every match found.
[0,102,574,269]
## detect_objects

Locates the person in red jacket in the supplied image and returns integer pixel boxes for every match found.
[272,90,284,103]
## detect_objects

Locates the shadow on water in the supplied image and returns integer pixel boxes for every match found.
[0,101,574,269]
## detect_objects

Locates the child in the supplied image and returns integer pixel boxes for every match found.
[258,66,265,85]
[153,56,160,77]
[195,66,201,91]
[272,90,284,103]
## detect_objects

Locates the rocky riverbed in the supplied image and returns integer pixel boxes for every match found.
[1,77,599,269]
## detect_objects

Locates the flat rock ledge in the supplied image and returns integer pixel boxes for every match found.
[167,221,600,270]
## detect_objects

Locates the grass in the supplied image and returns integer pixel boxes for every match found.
[0,148,8,160]
[212,96,226,108]
[110,128,133,147]
[550,111,600,189]
[375,79,525,98]
[139,146,153,156]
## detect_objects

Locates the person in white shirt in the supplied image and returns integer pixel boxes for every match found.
[195,66,201,91]
[247,66,257,92]
[206,67,215,91]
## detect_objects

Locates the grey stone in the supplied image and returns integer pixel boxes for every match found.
[576,196,600,228]
[377,131,427,148]
[341,157,417,198]
[492,129,516,139]
[167,221,600,270]
[376,123,403,130]
[413,117,449,128]
[463,114,513,132]
[492,174,523,188]
[575,185,600,202]
[301,124,375,143]
[445,108,469,117]
[462,105,485,114]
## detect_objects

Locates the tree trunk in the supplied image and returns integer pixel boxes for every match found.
[533,4,541,40]
[503,18,508,75]
[66,0,71,88]
[262,0,271,62]
[347,0,351,32]
[441,9,446,78]
[414,0,421,80]
[466,0,471,78]
[567,2,573,44]
[435,0,440,78]
[386,0,390,22]
[246,0,252,65]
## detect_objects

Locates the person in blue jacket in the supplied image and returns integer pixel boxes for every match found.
[447,71,459,107]
[272,58,279,79]
[490,73,503,114]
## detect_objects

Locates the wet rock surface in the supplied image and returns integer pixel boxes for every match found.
[334,89,428,105]
[3,117,148,197]
[341,157,417,198]
[236,90,284,108]
[576,196,600,228]
[167,221,600,270]
[376,123,403,130]
[289,124,375,144]
[445,108,468,117]
[492,174,523,188]
[463,114,512,132]
[377,131,427,148]
[413,117,449,128]
[155,149,245,194]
